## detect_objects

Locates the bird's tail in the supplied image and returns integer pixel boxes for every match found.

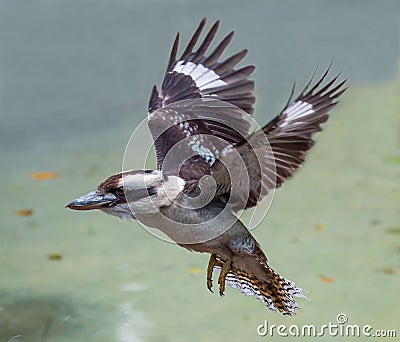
[214,248,307,315]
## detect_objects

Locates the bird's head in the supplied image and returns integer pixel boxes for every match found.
[66,170,185,219]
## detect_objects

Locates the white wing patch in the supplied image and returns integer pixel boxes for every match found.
[187,135,219,166]
[281,100,314,127]
[173,61,226,90]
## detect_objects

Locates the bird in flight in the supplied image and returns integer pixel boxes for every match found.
[67,19,346,315]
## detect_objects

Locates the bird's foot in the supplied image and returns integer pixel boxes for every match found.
[217,258,232,296]
[206,253,218,293]
[206,254,232,296]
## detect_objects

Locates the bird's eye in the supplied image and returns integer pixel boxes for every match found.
[115,186,125,196]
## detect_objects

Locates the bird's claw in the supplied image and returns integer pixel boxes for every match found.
[207,253,217,293]
[207,278,214,293]
[217,258,231,296]
[207,253,232,296]
[218,283,225,296]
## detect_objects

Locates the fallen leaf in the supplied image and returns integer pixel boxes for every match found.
[16,209,33,217]
[48,253,62,261]
[187,267,202,275]
[386,227,400,235]
[315,223,326,231]
[32,172,59,180]
[383,267,395,275]
[320,275,334,283]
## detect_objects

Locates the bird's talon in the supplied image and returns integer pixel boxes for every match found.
[207,279,214,293]
[206,253,218,294]
[217,258,231,297]
[219,287,225,296]
[218,276,226,295]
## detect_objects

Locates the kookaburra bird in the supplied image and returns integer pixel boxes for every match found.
[67,19,346,315]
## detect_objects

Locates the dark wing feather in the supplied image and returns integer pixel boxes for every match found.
[260,68,347,191]
[149,19,254,115]
[212,67,347,210]
[148,19,255,175]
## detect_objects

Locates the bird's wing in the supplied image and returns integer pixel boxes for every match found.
[147,19,255,174]
[147,99,252,181]
[212,67,347,210]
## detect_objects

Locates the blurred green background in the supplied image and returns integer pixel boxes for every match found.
[0,1,399,341]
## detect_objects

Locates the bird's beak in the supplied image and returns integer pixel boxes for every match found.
[66,190,117,210]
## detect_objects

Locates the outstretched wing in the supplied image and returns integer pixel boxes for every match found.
[212,67,347,209]
[147,19,255,173]
[259,68,346,189]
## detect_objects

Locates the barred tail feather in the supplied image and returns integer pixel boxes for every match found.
[214,255,307,315]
